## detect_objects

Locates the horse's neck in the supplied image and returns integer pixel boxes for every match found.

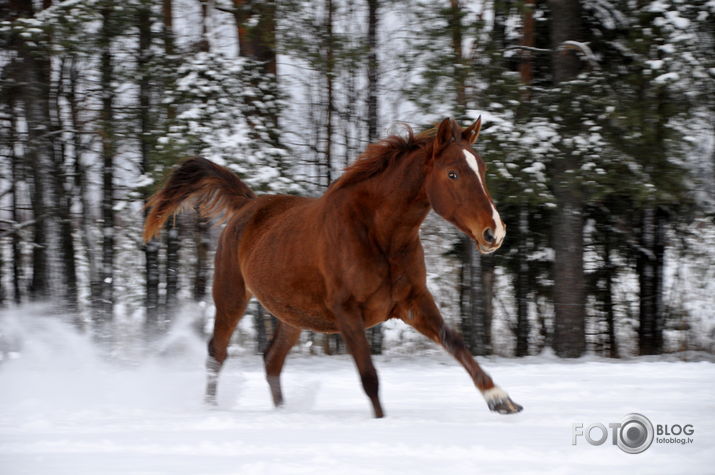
[356,150,431,250]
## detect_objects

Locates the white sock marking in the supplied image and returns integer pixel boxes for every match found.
[482,386,509,402]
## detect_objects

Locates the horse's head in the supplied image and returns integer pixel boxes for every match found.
[425,117,505,254]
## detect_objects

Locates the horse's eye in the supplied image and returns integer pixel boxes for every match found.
[448,171,458,180]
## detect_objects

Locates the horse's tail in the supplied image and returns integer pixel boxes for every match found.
[143,157,256,242]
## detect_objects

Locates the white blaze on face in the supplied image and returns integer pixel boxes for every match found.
[463,149,506,243]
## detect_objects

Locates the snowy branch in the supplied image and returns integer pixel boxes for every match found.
[505,45,552,54]
[560,41,600,69]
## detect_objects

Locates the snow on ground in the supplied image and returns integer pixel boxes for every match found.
[1,307,714,475]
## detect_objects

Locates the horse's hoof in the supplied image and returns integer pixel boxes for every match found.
[483,386,523,415]
[487,397,523,414]
[204,395,218,407]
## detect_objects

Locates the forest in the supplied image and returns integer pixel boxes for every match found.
[1,0,714,359]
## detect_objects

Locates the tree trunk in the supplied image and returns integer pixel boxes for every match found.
[191,0,210,305]
[638,206,665,355]
[9,0,46,303]
[469,244,488,355]
[515,205,530,356]
[162,0,174,55]
[449,0,466,115]
[366,0,379,143]
[158,0,180,324]
[164,221,180,320]
[68,55,101,309]
[18,26,50,300]
[253,301,268,354]
[492,0,507,53]
[138,1,160,328]
[197,0,210,52]
[548,0,586,357]
[459,237,486,354]
[9,95,23,304]
[231,0,279,145]
[99,0,116,321]
[518,0,535,105]
[514,2,535,356]
[603,231,618,358]
[480,257,495,354]
[324,0,334,186]
[548,0,582,84]
[232,0,277,76]
[0,240,4,306]
[51,61,79,310]
[551,198,585,357]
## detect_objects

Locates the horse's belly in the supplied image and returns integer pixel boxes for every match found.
[241,211,337,331]
[244,262,336,332]
[257,294,339,333]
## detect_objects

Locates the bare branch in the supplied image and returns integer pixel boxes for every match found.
[213,5,238,14]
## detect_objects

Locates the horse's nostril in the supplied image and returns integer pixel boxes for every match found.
[484,228,495,244]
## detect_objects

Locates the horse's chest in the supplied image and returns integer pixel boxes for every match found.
[359,261,413,316]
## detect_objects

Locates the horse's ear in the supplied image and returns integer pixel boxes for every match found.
[462,116,482,145]
[435,117,456,150]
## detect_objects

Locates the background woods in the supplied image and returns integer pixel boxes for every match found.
[0,0,713,357]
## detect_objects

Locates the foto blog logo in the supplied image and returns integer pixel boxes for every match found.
[572,413,694,454]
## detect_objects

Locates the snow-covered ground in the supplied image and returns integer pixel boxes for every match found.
[1,308,713,474]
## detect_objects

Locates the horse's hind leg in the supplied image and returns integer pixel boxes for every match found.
[205,267,250,405]
[263,320,300,407]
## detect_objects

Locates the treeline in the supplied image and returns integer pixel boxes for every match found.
[0,0,713,357]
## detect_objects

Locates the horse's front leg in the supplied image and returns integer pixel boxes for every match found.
[404,290,523,415]
[332,300,385,418]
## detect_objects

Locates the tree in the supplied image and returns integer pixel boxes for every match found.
[548,0,586,358]
[50,58,79,310]
[98,0,117,322]
[137,0,160,326]
[12,0,50,300]
[365,0,383,354]
[579,0,708,355]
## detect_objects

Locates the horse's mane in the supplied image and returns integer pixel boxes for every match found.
[328,125,437,193]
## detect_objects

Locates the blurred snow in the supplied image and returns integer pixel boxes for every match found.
[1,306,714,474]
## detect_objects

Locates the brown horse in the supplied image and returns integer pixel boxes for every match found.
[144,117,522,417]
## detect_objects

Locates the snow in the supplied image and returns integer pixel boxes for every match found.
[1,308,714,474]
[647,0,669,13]
[646,59,664,70]
[664,11,690,29]
[654,72,680,84]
